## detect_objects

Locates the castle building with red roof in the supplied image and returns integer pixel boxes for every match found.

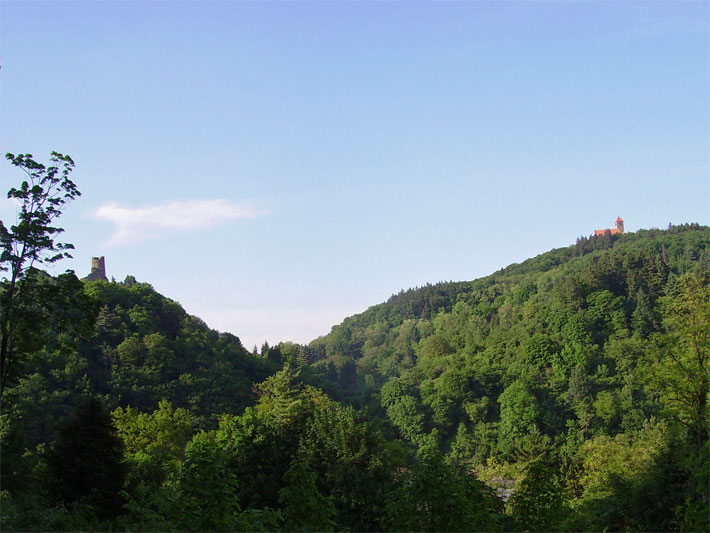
[594,217,625,236]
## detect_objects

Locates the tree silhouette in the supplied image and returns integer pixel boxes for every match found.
[48,397,126,521]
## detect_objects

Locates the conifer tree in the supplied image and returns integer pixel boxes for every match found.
[47,397,126,521]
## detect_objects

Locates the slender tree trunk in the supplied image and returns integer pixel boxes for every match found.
[0,274,17,403]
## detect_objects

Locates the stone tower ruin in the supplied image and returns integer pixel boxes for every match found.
[86,256,108,282]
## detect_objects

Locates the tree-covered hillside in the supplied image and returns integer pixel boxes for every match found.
[1,210,708,531]
[305,223,709,530]
[3,276,275,449]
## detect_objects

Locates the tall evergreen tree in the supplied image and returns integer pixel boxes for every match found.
[47,397,126,521]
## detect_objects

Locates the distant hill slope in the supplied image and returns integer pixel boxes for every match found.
[5,276,275,445]
[311,224,707,367]
[306,224,709,456]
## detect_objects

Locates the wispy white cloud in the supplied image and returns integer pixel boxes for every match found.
[94,199,265,246]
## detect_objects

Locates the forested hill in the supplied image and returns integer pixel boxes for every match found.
[300,223,709,530]
[4,276,275,446]
[309,223,707,381]
[2,223,708,532]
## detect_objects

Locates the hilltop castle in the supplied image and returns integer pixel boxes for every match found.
[594,217,624,237]
[85,256,108,282]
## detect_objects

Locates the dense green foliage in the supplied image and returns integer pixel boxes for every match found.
[307,223,709,531]
[1,152,81,399]
[1,217,708,531]
[2,276,274,455]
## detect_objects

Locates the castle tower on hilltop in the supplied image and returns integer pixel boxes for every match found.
[86,256,108,281]
[594,217,625,237]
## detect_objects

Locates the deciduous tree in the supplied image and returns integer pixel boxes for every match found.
[0,152,80,399]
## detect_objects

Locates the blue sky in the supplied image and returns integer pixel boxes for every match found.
[1,1,708,349]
